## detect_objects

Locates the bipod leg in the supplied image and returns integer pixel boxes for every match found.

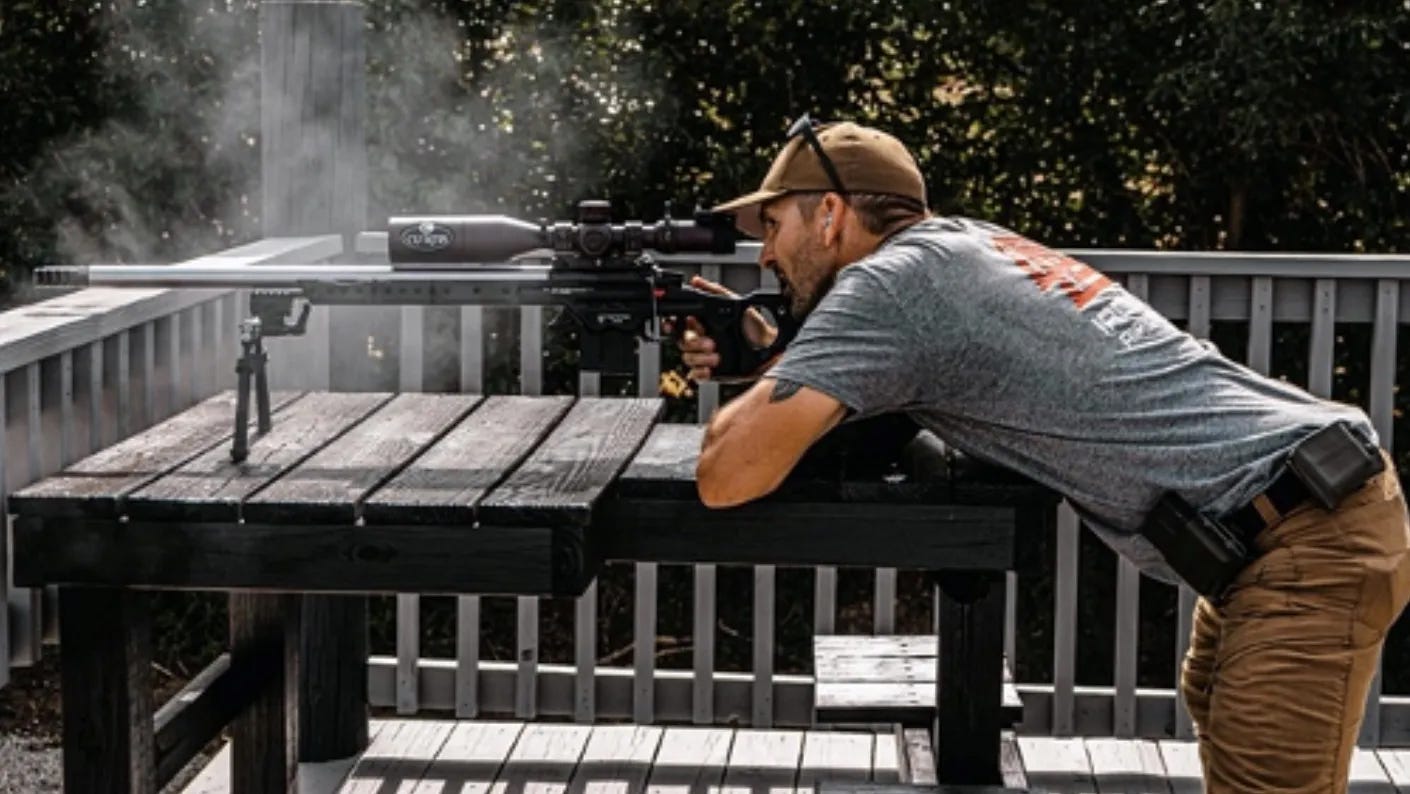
[254,336,272,434]
[233,338,254,463]
[232,318,269,463]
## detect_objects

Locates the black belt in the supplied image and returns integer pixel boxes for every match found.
[1223,464,1316,540]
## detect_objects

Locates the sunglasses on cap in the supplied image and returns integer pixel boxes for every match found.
[787,113,848,196]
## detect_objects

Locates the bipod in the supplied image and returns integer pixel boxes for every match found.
[232,316,272,463]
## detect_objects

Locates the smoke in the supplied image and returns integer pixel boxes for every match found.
[9,2,264,270]
[7,1,674,392]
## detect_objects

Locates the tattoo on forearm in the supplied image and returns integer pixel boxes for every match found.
[770,379,802,403]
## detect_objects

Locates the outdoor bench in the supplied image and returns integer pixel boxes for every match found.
[11,389,1055,792]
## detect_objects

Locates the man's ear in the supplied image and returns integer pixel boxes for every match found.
[821,192,846,247]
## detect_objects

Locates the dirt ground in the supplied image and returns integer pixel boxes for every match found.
[0,648,208,793]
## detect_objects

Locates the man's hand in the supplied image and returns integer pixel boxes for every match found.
[676,275,778,382]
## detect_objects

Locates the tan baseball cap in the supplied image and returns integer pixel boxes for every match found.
[712,119,926,239]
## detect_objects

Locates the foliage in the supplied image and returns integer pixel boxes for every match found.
[3,0,1410,696]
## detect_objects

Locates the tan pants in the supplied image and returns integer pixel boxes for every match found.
[1180,453,1410,793]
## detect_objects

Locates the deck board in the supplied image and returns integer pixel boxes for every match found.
[720,729,805,794]
[182,718,1410,794]
[491,723,595,794]
[1155,741,1202,794]
[570,724,664,794]
[1351,748,1399,793]
[796,732,874,794]
[338,717,455,793]
[1084,738,1170,794]
[1380,749,1410,792]
[413,720,524,794]
[644,726,733,794]
[1017,736,1095,794]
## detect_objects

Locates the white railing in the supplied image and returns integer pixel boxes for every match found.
[0,235,341,686]
[2,237,1406,746]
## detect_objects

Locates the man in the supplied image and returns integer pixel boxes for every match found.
[680,115,1410,792]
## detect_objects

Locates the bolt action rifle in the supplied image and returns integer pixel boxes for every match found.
[36,200,797,462]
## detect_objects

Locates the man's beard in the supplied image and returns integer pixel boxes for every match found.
[784,269,835,320]
[783,241,836,319]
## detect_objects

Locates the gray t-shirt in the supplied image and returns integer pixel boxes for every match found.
[767,216,1377,582]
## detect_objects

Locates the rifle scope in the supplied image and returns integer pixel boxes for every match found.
[388,199,736,264]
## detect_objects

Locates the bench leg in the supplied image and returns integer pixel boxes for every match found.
[59,586,157,794]
[299,594,369,761]
[230,593,301,793]
[932,571,1004,785]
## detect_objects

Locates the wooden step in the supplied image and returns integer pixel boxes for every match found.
[813,635,1023,726]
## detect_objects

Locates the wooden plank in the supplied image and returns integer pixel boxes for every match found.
[755,565,776,727]
[479,397,662,527]
[9,389,301,518]
[721,729,804,794]
[338,718,455,794]
[815,636,939,655]
[1084,738,1170,794]
[1155,740,1202,794]
[1113,559,1140,737]
[1362,278,1400,747]
[796,732,873,794]
[14,516,576,595]
[599,499,1016,570]
[125,391,390,521]
[576,375,601,724]
[412,720,523,794]
[815,682,1022,726]
[1000,734,1028,790]
[1053,502,1081,736]
[229,593,299,794]
[571,725,663,794]
[871,730,900,784]
[456,596,481,718]
[1350,748,1398,793]
[0,375,9,684]
[489,722,593,794]
[873,569,896,633]
[397,594,419,715]
[1016,736,1095,794]
[644,726,733,794]
[935,573,1006,785]
[1378,749,1410,792]
[694,565,717,725]
[301,594,369,764]
[153,653,266,789]
[900,728,935,785]
[1342,750,1398,789]
[815,567,837,634]
[363,395,571,524]
[1247,276,1273,374]
[633,561,658,723]
[517,597,539,718]
[59,587,155,794]
[243,392,479,523]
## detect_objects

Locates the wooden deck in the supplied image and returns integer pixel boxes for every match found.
[177,718,1410,793]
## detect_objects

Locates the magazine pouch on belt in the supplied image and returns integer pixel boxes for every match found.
[1140,420,1384,598]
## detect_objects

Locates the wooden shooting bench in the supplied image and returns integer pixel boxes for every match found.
[10,390,1054,793]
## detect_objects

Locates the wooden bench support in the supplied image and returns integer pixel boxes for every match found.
[230,593,301,793]
[59,587,157,794]
[152,651,277,788]
[934,571,1006,786]
[300,594,369,762]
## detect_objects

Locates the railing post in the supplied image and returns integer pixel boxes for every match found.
[260,0,369,762]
